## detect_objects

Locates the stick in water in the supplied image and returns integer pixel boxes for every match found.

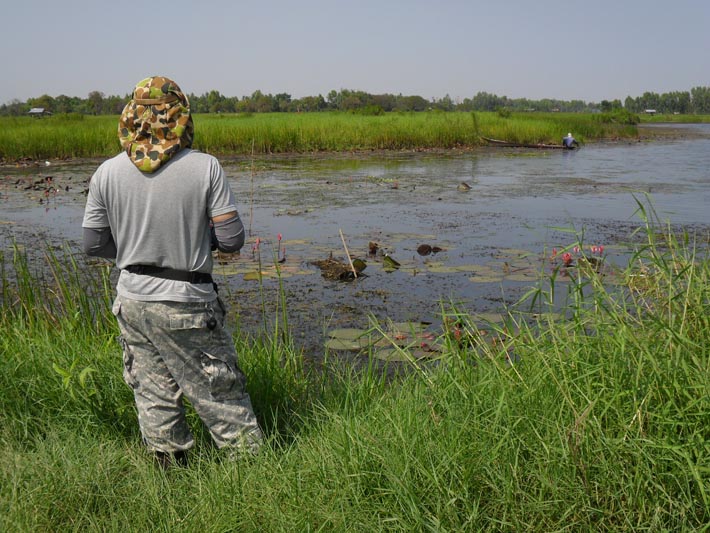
[339,228,358,278]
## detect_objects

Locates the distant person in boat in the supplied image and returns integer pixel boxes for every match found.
[563,132,579,149]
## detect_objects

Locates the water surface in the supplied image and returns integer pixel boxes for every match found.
[2,124,709,355]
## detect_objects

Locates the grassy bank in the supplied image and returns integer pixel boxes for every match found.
[1,203,708,531]
[0,111,639,161]
[640,113,710,124]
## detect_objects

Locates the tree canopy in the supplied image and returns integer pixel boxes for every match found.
[3,87,710,116]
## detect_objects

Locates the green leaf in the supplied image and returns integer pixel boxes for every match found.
[78,366,96,388]
[325,338,365,351]
[352,258,367,272]
[383,254,401,269]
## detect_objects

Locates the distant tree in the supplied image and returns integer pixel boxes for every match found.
[0,99,27,116]
[433,94,454,111]
[295,95,327,111]
[326,90,341,110]
[206,90,225,113]
[371,94,396,111]
[624,96,638,112]
[104,95,126,114]
[274,93,291,112]
[691,87,710,114]
[470,91,503,111]
[675,91,691,114]
[28,94,55,112]
[188,93,209,113]
[5,84,710,117]
[639,91,660,111]
[87,91,105,115]
[395,95,428,111]
[53,94,76,114]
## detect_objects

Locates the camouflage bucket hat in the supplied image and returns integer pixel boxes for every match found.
[118,76,194,172]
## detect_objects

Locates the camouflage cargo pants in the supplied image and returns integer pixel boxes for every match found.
[112,295,263,454]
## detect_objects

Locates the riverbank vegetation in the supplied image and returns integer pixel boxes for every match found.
[1,205,708,530]
[0,110,643,161]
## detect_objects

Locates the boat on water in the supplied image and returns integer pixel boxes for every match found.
[481,137,577,150]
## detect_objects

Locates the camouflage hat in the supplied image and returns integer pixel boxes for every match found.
[118,76,194,172]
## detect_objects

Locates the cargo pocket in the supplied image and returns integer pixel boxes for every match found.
[200,350,244,401]
[169,313,206,330]
[117,335,139,390]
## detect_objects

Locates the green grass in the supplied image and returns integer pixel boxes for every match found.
[1,202,709,531]
[0,111,640,161]
[640,113,710,124]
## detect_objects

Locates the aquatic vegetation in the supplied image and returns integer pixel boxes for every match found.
[0,111,640,161]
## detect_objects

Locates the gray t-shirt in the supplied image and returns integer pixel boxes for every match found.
[82,149,237,302]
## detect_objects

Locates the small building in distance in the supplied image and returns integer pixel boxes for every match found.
[644,109,657,116]
[28,107,52,118]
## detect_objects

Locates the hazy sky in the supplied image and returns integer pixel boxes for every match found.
[1,0,708,105]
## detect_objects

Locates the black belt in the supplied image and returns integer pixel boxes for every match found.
[125,265,214,284]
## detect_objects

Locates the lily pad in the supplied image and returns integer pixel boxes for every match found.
[468,274,506,283]
[386,321,430,334]
[327,328,372,340]
[243,271,266,281]
[325,328,377,351]
[372,348,412,361]
[504,272,540,282]
[372,346,445,361]
[428,264,496,275]
[472,312,506,324]
[325,337,368,351]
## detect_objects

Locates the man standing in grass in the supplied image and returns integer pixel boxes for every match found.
[82,76,262,469]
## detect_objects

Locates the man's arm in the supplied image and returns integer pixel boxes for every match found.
[83,227,117,259]
[211,211,245,253]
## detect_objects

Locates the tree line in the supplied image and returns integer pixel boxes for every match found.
[3,87,710,116]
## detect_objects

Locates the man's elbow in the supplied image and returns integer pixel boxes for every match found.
[217,231,245,253]
[212,215,245,253]
[82,227,117,258]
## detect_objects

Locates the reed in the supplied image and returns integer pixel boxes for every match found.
[1,202,708,530]
[0,111,639,161]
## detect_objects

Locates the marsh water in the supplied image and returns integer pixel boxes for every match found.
[2,124,710,356]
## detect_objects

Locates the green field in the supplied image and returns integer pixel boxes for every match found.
[1,202,708,531]
[0,111,642,161]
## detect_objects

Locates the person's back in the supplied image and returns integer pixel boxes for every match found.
[82,76,262,469]
[563,132,579,149]
[87,148,238,301]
